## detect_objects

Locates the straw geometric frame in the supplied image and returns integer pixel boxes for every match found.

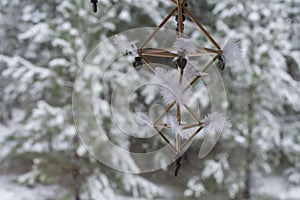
[132,0,223,155]
[90,0,225,163]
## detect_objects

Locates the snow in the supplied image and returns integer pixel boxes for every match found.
[0,124,14,160]
[1,0,300,199]
[248,12,260,22]
[49,58,70,68]
[255,176,300,200]
[119,10,131,22]
[121,174,164,199]
[184,176,206,198]
[136,112,153,127]
[2,56,51,80]
[202,159,224,184]
[51,38,74,55]
[0,175,66,200]
[115,197,145,200]
[86,173,115,200]
[18,23,51,43]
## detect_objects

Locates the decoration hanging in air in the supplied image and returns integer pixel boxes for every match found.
[90,0,241,176]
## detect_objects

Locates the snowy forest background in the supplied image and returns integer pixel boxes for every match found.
[0,0,300,199]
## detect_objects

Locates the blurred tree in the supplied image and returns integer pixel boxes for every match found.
[182,0,300,199]
[1,0,300,199]
[0,0,168,199]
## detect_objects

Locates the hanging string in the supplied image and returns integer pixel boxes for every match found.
[174,156,182,176]
[90,0,98,13]
[175,2,188,37]
[217,55,226,70]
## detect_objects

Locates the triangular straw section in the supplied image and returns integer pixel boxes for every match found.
[140,0,189,49]
[183,7,221,51]
[168,0,221,51]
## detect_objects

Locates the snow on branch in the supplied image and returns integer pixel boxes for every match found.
[136,112,153,127]
[1,55,51,79]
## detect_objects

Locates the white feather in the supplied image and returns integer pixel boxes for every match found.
[114,35,138,57]
[222,39,242,65]
[202,112,226,133]
[166,115,191,139]
[136,112,152,127]
[167,115,181,135]
[173,38,198,53]
[160,87,178,105]
[155,68,193,105]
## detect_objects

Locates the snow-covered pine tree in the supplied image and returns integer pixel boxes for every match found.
[278,0,300,193]
[0,0,169,199]
[182,0,300,199]
[0,0,25,122]
[2,0,299,199]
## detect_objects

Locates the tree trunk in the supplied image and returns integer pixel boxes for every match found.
[72,165,81,200]
[72,136,82,200]
[243,85,255,199]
